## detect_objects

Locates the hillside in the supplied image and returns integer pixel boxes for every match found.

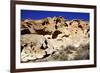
[20,16,90,63]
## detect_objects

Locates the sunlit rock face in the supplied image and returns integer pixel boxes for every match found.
[21,16,90,63]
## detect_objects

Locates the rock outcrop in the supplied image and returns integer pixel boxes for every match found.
[21,16,89,62]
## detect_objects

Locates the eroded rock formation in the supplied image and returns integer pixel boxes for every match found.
[21,16,89,62]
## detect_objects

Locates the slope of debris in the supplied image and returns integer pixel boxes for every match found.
[21,16,90,63]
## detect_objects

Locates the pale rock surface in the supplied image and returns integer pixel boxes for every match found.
[21,16,90,62]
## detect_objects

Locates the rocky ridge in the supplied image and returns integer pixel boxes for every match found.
[21,16,89,62]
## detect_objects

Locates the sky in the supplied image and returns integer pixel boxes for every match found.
[21,10,90,21]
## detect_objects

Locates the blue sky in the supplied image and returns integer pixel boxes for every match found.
[21,10,90,21]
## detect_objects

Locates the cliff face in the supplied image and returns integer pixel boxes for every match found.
[21,16,89,63]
